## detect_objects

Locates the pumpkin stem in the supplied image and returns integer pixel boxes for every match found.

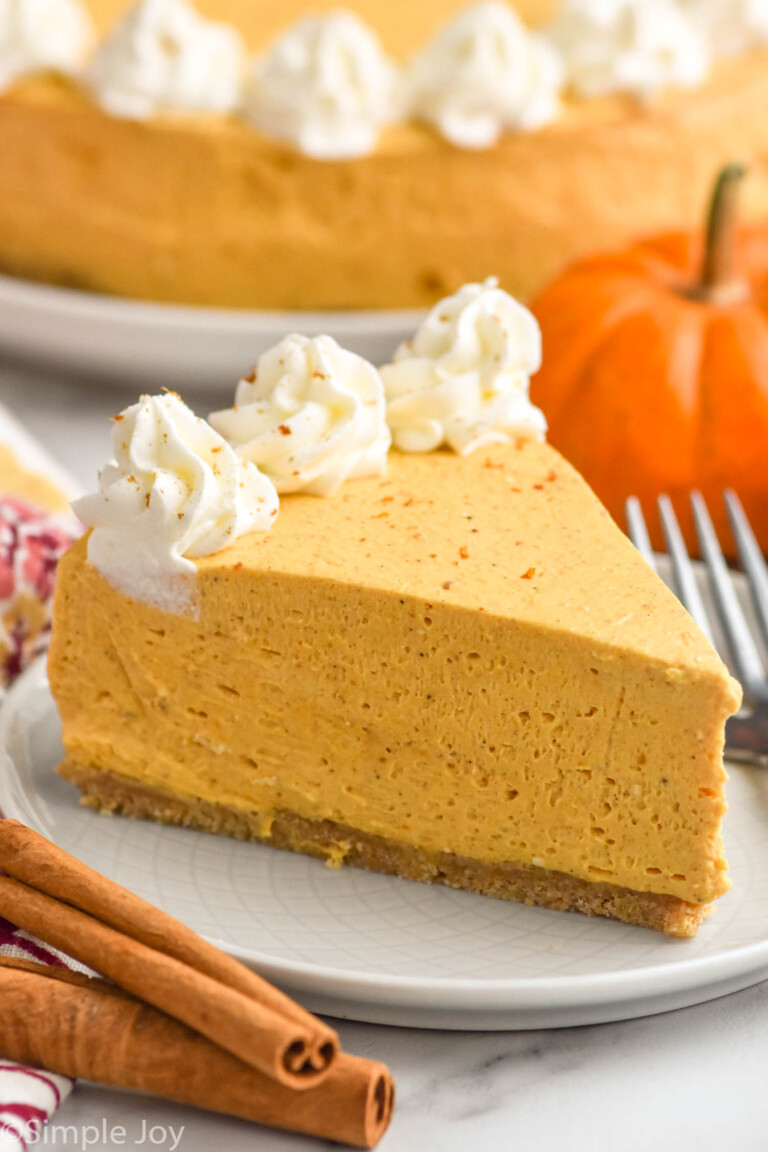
[693,163,749,305]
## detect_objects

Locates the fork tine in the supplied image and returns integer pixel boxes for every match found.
[724,490,768,647]
[657,495,714,644]
[691,491,766,694]
[625,497,657,573]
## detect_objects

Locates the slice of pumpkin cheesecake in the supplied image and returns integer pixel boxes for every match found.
[48,284,741,936]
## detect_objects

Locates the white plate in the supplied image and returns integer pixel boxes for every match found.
[2,658,768,1031]
[0,274,424,391]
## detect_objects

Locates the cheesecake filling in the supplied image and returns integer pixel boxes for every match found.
[381,278,547,454]
[73,392,278,615]
[58,574,728,907]
[209,334,391,497]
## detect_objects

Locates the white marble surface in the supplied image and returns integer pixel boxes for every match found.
[1,362,767,1152]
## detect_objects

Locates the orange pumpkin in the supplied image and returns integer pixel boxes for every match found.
[530,165,768,556]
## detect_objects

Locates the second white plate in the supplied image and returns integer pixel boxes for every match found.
[2,659,768,1030]
[0,274,424,391]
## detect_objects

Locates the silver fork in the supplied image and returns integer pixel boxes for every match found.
[626,491,768,761]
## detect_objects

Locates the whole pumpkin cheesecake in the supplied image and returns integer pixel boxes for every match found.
[47,282,741,936]
[2,0,768,309]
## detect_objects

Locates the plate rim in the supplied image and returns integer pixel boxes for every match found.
[0,272,426,335]
[3,657,768,1015]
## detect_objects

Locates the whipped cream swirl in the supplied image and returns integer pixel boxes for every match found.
[74,393,279,614]
[243,11,402,160]
[84,0,245,119]
[680,0,768,57]
[546,0,709,100]
[381,278,546,455]
[407,1,563,149]
[210,334,391,497]
[0,0,93,93]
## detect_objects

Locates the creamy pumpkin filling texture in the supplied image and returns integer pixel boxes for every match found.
[49,442,740,928]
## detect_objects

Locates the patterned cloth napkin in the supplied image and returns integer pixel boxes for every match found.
[0,922,84,1149]
[0,495,75,688]
[0,1064,72,1152]
[0,408,82,1149]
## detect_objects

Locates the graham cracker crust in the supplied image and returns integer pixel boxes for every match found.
[58,759,708,938]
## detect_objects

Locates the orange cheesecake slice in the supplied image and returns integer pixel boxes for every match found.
[48,438,741,936]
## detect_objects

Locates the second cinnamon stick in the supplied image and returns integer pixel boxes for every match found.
[0,875,324,1090]
[0,961,394,1149]
[0,819,337,1075]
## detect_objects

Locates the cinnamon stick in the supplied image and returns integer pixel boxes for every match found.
[0,819,337,1077]
[0,954,115,990]
[0,960,394,1149]
[0,875,325,1090]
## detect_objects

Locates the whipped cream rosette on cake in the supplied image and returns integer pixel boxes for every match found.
[545,0,709,100]
[74,392,279,615]
[243,10,403,160]
[84,0,245,118]
[680,0,768,58]
[210,334,391,497]
[407,1,562,148]
[380,277,546,454]
[0,0,94,92]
